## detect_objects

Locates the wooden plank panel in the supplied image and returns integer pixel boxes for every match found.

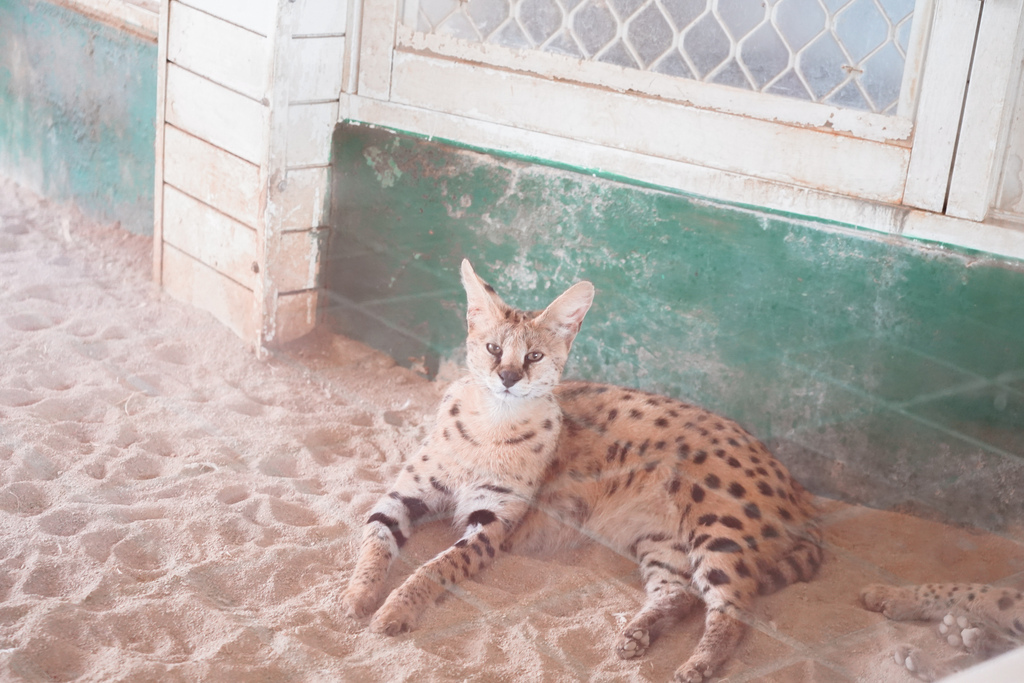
[945,0,1024,221]
[903,210,1024,262]
[357,0,397,100]
[164,63,268,164]
[279,166,329,230]
[389,53,910,203]
[295,0,346,36]
[163,185,259,289]
[342,0,361,93]
[162,244,257,342]
[167,1,270,101]
[177,0,275,36]
[902,0,981,212]
[286,101,338,166]
[163,125,262,228]
[289,36,345,102]
[274,290,318,344]
[272,229,322,293]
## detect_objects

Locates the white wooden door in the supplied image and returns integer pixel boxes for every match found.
[944,0,1024,222]
[349,0,993,211]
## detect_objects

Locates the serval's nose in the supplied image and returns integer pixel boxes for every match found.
[498,369,522,388]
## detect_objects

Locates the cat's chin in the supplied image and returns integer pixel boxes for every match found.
[487,384,536,405]
[492,387,526,401]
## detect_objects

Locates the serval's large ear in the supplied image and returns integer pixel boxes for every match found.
[533,280,595,346]
[461,259,508,331]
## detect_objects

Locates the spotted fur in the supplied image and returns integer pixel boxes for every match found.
[862,582,1024,681]
[342,260,823,682]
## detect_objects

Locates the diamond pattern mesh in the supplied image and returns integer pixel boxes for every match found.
[407,0,916,114]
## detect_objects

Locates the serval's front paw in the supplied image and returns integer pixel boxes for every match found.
[616,628,650,660]
[860,584,889,611]
[340,583,381,619]
[369,597,419,636]
[861,584,915,620]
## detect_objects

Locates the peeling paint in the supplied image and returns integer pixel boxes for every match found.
[0,0,156,234]
[363,145,403,188]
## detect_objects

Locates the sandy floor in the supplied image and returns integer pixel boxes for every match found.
[1,177,1022,682]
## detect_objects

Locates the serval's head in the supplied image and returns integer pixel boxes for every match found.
[460,259,594,402]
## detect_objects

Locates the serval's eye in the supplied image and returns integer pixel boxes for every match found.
[486,343,502,357]
[525,351,544,363]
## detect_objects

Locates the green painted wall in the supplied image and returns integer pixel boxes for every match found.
[326,123,1024,532]
[0,0,156,234]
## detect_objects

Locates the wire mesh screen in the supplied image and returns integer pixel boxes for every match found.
[405,0,917,115]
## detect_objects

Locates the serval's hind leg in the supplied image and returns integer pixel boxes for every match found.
[617,581,700,660]
[673,555,761,683]
[618,536,701,660]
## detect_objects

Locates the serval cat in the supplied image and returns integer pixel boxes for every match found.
[342,259,823,681]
